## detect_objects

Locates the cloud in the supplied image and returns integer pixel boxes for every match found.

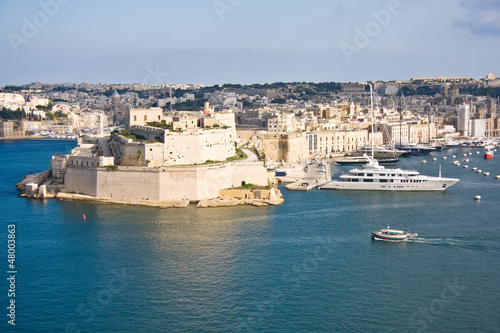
[453,0,500,35]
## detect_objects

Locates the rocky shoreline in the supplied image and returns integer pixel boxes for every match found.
[18,178,284,208]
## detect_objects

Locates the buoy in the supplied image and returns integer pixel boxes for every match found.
[474,195,481,200]
[83,214,86,220]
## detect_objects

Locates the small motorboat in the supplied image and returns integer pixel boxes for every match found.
[484,146,494,159]
[371,225,418,242]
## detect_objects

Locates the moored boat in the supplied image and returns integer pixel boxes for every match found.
[484,146,494,159]
[320,157,460,191]
[371,225,418,242]
[335,154,399,165]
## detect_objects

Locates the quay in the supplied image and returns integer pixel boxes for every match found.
[283,161,331,191]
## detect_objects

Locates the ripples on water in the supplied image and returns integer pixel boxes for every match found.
[1,141,500,332]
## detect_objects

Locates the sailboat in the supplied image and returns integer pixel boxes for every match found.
[320,85,460,191]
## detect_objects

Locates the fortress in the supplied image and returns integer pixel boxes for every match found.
[21,107,282,207]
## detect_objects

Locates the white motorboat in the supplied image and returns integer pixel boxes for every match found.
[371,225,418,242]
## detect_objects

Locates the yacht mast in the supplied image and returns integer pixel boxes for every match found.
[370,84,374,159]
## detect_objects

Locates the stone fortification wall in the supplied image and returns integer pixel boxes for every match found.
[96,167,160,201]
[163,128,236,165]
[64,167,98,196]
[109,134,145,166]
[63,161,270,202]
[109,134,133,165]
[130,125,165,141]
[262,133,309,162]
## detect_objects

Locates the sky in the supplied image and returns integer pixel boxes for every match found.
[0,0,499,86]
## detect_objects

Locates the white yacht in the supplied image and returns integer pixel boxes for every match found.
[320,157,459,191]
[350,145,405,158]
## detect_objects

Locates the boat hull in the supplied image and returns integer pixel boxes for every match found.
[321,179,458,191]
[371,232,408,241]
[336,158,399,166]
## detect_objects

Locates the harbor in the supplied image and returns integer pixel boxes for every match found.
[2,139,500,332]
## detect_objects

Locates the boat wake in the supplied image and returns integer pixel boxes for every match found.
[408,236,500,252]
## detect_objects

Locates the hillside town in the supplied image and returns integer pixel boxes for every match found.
[2,74,500,165]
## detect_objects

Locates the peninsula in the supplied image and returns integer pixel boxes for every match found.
[17,103,283,208]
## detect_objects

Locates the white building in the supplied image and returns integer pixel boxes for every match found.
[457,104,471,136]
[469,119,486,138]
[267,113,303,133]
[0,93,25,109]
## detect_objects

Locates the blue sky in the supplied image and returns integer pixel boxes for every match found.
[0,0,499,86]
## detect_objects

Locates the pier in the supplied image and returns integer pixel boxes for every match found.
[284,161,331,191]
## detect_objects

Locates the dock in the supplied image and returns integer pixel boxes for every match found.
[284,161,331,191]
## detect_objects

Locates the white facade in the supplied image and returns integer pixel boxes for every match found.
[457,104,470,136]
[0,93,25,109]
[308,129,369,155]
[127,107,164,128]
[267,113,303,133]
[469,119,486,138]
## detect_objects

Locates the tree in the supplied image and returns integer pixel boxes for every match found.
[398,86,416,96]
[416,86,435,96]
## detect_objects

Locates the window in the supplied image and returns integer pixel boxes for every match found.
[134,116,137,121]
[144,115,147,121]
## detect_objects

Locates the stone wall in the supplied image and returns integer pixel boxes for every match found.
[63,161,270,202]
[64,167,98,196]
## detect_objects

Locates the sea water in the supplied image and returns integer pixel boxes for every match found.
[1,140,499,332]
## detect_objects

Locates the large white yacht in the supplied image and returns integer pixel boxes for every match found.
[320,158,459,191]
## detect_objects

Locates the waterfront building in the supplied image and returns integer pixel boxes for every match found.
[0,120,24,138]
[457,104,471,136]
[469,119,486,138]
[308,129,368,156]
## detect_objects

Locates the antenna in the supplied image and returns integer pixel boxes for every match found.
[169,86,172,112]
[370,84,374,160]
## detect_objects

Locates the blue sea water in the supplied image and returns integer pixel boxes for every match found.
[1,140,500,332]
